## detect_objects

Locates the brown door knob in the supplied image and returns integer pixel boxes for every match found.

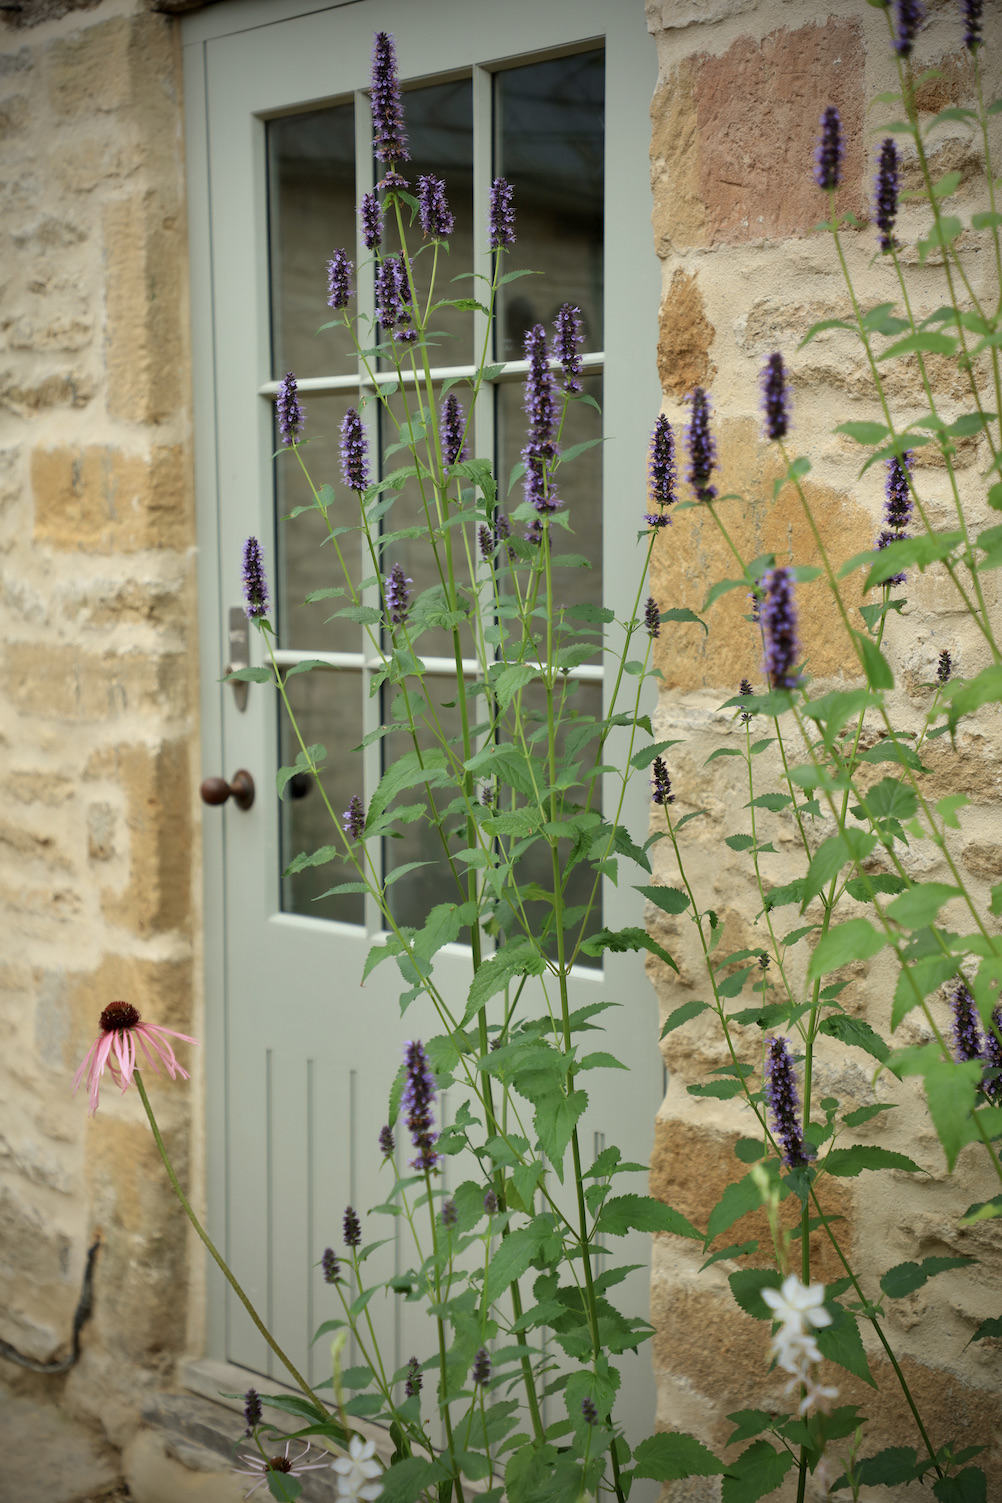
[200,770,255,811]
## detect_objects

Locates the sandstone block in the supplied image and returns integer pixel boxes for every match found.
[99,739,191,936]
[103,192,184,424]
[32,443,190,553]
[0,369,93,415]
[658,268,715,399]
[3,642,187,722]
[0,95,29,139]
[45,15,133,119]
[650,61,705,256]
[648,418,874,691]
[0,1385,121,1503]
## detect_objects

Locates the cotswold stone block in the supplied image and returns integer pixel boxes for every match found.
[103,194,184,424]
[99,739,191,937]
[657,268,715,399]
[648,419,873,691]
[45,16,134,119]
[3,643,187,722]
[0,368,93,414]
[31,443,189,553]
[650,61,705,256]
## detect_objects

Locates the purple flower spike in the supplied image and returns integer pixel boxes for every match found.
[581,1397,598,1426]
[418,174,455,239]
[321,1248,341,1285]
[441,1198,458,1227]
[685,388,717,503]
[645,596,660,639]
[894,0,925,56]
[875,451,913,584]
[343,795,365,841]
[651,756,674,807]
[961,0,983,50]
[765,1036,813,1169]
[983,1006,1002,1102]
[276,371,304,445]
[243,1389,263,1434]
[385,562,412,625]
[376,254,406,332]
[951,980,983,1063]
[937,649,952,686]
[761,567,802,691]
[644,413,677,527]
[339,408,371,493]
[402,1040,440,1173]
[483,1188,498,1214]
[471,1347,491,1386]
[761,353,790,443]
[404,1357,422,1398]
[874,138,900,254]
[440,393,468,470]
[521,323,561,523]
[343,1205,362,1248]
[488,177,516,249]
[814,107,843,192]
[370,32,409,164]
[379,1124,395,1158]
[359,191,382,251]
[554,303,584,394]
[739,678,754,722]
[326,249,354,310]
[242,537,269,620]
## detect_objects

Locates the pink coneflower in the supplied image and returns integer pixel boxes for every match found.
[73,1000,198,1116]
[233,1440,330,1498]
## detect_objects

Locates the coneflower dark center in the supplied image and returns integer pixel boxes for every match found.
[100,1001,140,1033]
[268,1456,293,1474]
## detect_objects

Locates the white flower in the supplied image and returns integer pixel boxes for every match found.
[233,1441,330,1498]
[771,1326,823,1376]
[332,1435,383,1502]
[761,1274,832,1332]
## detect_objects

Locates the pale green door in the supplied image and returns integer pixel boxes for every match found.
[184,0,662,1443]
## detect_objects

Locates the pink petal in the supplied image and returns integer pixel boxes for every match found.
[72,1038,99,1096]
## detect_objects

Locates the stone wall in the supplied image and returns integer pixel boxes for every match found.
[646,0,1002,1495]
[0,0,201,1451]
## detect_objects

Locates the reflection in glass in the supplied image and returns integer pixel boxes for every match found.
[497,374,603,627]
[275,395,370,653]
[382,675,471,935]
[377,387,478,663]
[505,678,603,969]
[381,80,474,367]
[268,104,357,379]
[280,670,364,925]
[496,51,604,360]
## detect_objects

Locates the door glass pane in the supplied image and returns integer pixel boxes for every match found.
[268,103,356,379]
[280,669,364,925]
[495,50,604,360]
[497,373,603,622]
[275,393,368,654]
[381,79,474,366]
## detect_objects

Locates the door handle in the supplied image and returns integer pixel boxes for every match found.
[200,770,255,811]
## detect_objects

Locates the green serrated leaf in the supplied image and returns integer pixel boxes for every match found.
[631,1432,726,1482]
[721,1439,794,1503]
[880,1255,976,1299]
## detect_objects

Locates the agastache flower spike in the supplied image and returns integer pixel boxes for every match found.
[581,1397,598,1426]
[384,563,412,625]
[937,649,952,686]
[951,980,982,1063]
[982,1007,1002,1103]
[875,451,913,583]
[417,174,454,238]
[343,1205,362,1248]
[471,1347,491,1386]
[276,371,304,445]
[894,0,925,57]
[651,756,674,807]
[243,1388,263,1435]
[404,1356,422,1398]
[765,1036,813,1169]
[376,254,406,332]
[814,107,843,192]
[645,596,661,639]
[483,1188,498,1214]
[961,0,983,51]
[440,393,468,471]
[321,1248,341,1284]
[739,678,754,722]
[326,249,353,309]
[874,138,900,254]
[685,389,717,503]
[521,323,560,525]
[488,177,516,249]
[379,1124,395,1158]
[370,32,409,165]
[441,1198,458,1227]
[553,303,584,394]
[343,795,365,841]
[645,413,676,527]
[242,537,269,620]
[359,190,382,251]
[761,567,802,691]
[339,408,370,492]
[402,1039,440,1172]
[761,353,790,443]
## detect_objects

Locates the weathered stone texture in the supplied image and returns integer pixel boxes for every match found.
[0,0,198,1461]
[658,268,715,398]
